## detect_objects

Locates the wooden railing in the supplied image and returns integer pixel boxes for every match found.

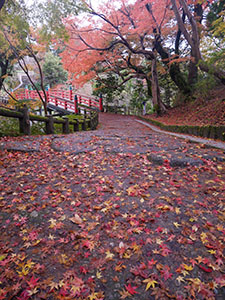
[0,106,98,135]
[15,88,103,113]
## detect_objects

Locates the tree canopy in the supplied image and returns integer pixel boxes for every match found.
[59,0,225,113]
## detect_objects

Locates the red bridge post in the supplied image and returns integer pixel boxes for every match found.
[74,95,78,114]
[69,85,73,102]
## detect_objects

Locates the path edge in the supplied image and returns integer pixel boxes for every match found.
[136,119,225,151]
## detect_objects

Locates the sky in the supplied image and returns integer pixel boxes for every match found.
[24,0,105,10]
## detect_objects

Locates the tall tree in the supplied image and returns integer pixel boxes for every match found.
[171,0,225,85]
[61,0,167,114]
[0,0,83,114]
[0,0,30,90]
[61,0,224,114]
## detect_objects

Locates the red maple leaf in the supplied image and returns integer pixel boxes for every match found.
[125,283,138,295]
[161,266,173,281]
[27,275,39,289]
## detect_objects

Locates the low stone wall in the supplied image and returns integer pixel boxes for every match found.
[138,116,225,141]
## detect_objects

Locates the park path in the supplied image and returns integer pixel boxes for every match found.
[0,113,225,300]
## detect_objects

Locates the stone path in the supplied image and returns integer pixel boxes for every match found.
[1,113,224,167]
[1,113,225,300]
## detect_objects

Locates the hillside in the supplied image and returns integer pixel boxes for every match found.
[145,87,225,127]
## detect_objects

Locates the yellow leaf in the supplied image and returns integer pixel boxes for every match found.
[175,207,181,214]
[49,281,59,291]
[181,270,189,276]
[173,222,181,228]
[156,238,163,245]
[200,232,208,244]
[208,249,216,254]
[176,276,185,284]
[119,288,131,299]
[27,287,38,296]
[49,218,57,228]
[0,254,7,261]
[105,250,114,260]
[123,251,132,259]
[187,278,201,286]
[143,278,158,290]
[183,264,193,271]
[26,260,35,268]
[88,292,99,300]
[96,271,102,279]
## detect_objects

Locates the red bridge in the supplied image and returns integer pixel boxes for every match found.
[15,87,103,114]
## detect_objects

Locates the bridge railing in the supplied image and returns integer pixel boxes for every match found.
[15,87,103,113]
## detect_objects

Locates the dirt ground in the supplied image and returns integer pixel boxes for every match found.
[145,87,225,126]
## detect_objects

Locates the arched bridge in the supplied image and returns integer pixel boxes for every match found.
[15,87,103,115]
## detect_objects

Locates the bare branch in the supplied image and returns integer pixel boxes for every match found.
[2,82,19,103]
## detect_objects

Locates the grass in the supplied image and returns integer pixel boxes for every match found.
[0,113,87,137]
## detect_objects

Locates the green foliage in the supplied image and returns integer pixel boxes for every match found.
[43,52,68,87]
[158,72,178,108]
[153,104,160,114]
[93,73,125,104]
[31,0,86,43]
[0,116,46,136]
[194,73,217,99]
[0,0,30,90]
[0,113,87,136]
[211,10,225,42]
[0,116,20,136]
[127,79,148,111]
[207,0,225,37]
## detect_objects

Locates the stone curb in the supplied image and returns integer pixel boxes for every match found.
[138,116,225,142]
[136,119,225,151]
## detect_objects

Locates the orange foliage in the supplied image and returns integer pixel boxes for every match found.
[60,0,212,87]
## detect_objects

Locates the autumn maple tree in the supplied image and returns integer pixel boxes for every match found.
[60,0,225,113]
[61,0,169,114]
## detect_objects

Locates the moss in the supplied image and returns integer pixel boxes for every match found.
[192,126,199,136]
[139,117,225,141]
[217,126,225,141]
[30,114,48,121]
[0,116,20,136]
[209,126,217,139]
[0,108,23,118]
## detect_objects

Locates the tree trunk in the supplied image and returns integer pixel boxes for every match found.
[0,59,8,91]
[172,0,225,86]
[0,0,5,11]
[146,77,152,98]
[151,58,166,116]
[199,61,225,85]
[188,56,198,87]
[153,36,191,95]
